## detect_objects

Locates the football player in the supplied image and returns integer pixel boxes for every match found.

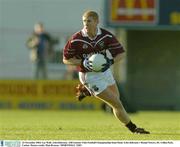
[63,10,150,134]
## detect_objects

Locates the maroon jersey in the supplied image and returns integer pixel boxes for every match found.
[63,28,125,72]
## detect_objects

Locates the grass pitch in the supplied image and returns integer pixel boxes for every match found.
[0,110,180,140]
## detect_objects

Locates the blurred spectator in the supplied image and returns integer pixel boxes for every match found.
[26,22,58,79]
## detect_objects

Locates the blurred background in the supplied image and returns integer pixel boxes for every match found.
[0,0,180,112]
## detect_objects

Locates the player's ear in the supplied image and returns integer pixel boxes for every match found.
[96,18,99,24]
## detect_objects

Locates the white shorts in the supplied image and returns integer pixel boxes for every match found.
[79,69,115,96]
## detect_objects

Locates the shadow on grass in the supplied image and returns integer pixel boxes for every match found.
[152,132,180,136]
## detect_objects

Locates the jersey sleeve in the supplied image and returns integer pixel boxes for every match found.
[63,39,77,60]
[107,34,125,57]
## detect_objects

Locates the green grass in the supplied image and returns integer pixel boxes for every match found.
[0,110,180,140]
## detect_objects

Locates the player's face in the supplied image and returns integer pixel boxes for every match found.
[82,16,98,33]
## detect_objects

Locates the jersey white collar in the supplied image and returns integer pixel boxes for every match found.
[81,27,102,39]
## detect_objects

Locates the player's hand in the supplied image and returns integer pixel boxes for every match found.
[82,58,93,72]
[101,57,114,72]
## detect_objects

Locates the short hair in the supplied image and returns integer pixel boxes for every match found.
[34,22,44,28]
[82,10,99,20]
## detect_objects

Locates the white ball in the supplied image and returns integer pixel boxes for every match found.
[88,54,107,72]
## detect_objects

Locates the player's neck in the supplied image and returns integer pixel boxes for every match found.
[87,29,97,39]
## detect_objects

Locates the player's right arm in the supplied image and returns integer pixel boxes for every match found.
[63,57,81,65]
[63,34,93,72]
[63,38,82,66]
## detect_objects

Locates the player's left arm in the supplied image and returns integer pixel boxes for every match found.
[113,52,125,63]
[106,33,125,64]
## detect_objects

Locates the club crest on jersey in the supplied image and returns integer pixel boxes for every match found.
[83,44,88,49]
[99,41,105,49]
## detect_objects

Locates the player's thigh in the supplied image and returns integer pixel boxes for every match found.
[108,84,120,98]
[96,85,122,108]
[79,70,112,95]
